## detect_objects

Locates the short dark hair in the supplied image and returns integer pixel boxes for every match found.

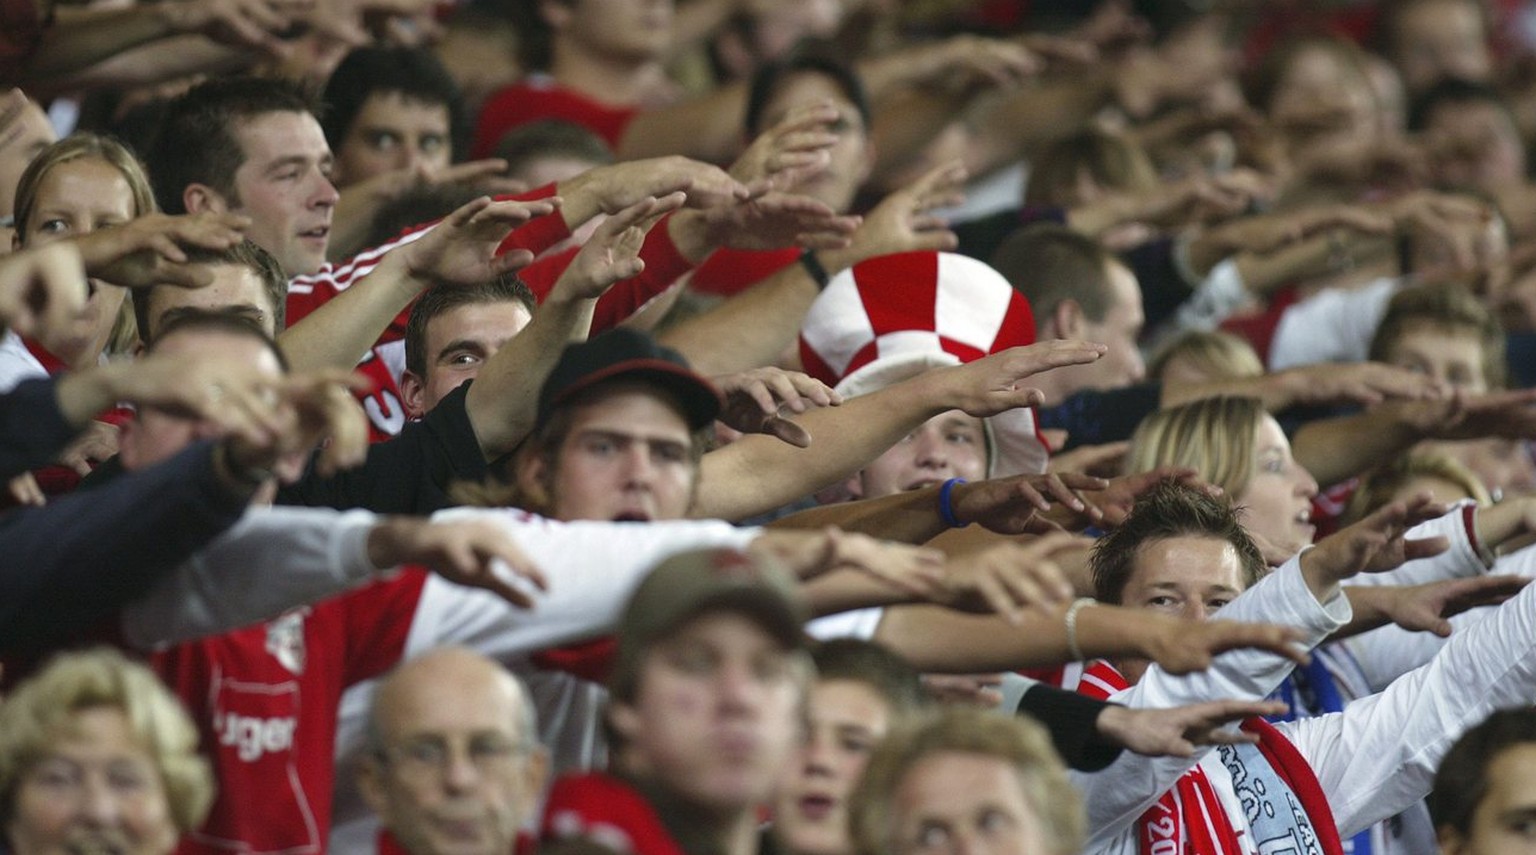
[1407,76,1519,132]
[148,77,319,215]
[495,120,613,180]
[321,47,467,163]
[1091,481,1267,604]
[744,55,872,138]
[132,240,289,344]
[403,277,537,378]
[1430,707,1536,837]
[990,223,1117,328]
[366,184,487,249]
[507,0,560,71]
[147,310,289,374]
[812,639,925,717]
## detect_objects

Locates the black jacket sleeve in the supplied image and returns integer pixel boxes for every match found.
[0,440,251,651]
[0,377,76,479]
[276,381,489,514]
[1015,682,1125,772]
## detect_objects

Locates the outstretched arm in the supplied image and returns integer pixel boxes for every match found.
[694,339,1107,521]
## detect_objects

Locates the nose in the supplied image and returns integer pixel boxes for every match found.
[1181,600,1209,623]
[620,443,656,486]
[1294,466,1319,500]
[77,774,122,827]
[441,744,481,794]
[801,731,836,776]
[311,172,340,210]
[1126,347,1147,384]
[911,430,950,470]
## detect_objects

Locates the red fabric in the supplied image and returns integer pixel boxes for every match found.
[473,78,638,159]
[531,636,617,684]
[1220,286,1303,367]
[1072,660,1344,855]
[16,339,133,495]
[518,213,696,333]
[541,772,691,855]
[496,183,573,258]
[163,572,429,855]
[688,247,800,297]
[378,827,537,855]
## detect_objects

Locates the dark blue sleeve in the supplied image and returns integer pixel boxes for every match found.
[0,440,251,651]
[0,377,76,479]
[1036,383,1164,450]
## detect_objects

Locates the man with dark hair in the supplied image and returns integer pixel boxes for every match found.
[146,77,331,280]
[1429,707,1536,855]
[323,46,468,183]
[399,274,536,419]
[1411,77,1529,198]
[989,223,1147,407]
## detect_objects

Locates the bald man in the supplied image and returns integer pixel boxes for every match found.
[358,647,549,855]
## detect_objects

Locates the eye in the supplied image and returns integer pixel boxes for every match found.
[401,739,446,766]
[654,443,687,464]
[106,764,152,793]
[1146,595,1178,608]
[28,761,80,790]
[36,217,70,235]
[914,822,951,850]
[581,436,617,456]
[420,134,447,154]
[945,431,977,446]
[669,647,714,674]
[838,735,874,754]
[751,652,792,682]
[1207,597,1234,612]
[977,807,1015,834]
[368,131,402,152]
[447,351,481,366]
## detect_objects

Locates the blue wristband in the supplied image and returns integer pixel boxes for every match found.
[938,478,968,528]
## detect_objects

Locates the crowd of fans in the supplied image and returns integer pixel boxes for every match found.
[9,0,1536,853]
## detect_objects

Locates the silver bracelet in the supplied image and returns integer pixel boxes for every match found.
[1064,597,1096,662]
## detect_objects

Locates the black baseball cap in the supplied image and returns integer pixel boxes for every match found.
[537,328,724,430]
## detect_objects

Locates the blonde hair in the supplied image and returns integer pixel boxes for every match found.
[1127,395,1267,495]
[1149,330,1265,383]
[848,707,1083,855]
[14,134,152,356]
[1342,451,1492,524]
[13,134,156,244]
[0,648,213,835]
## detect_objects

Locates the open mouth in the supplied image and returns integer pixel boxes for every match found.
[612,512,652,522]
[797,794,837,821]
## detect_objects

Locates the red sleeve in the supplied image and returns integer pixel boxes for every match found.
[338,571,430,685]
[514,214,697,333]
[494,183,573,257]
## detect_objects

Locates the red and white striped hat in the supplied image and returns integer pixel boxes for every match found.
[799,251,1049,476]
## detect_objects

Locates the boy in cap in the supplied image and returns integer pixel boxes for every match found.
[540,547,812,855]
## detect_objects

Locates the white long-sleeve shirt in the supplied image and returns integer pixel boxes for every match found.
[1080,540,1536,854]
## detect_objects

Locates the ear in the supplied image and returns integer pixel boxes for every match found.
[183,183,229,215]
[399,371,427,420]
[1436,826,1469,855]
[1050,299,1085,340]
[356,755,389,815]
[539,0,573,30]
[608,700,641,744]
[854,138,877,187]
[518,749,551,817]
[516,447,555,511]
[10,229,19,251]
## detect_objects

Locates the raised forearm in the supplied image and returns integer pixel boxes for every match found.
[1292,409,1419,488]
[466,292,595,458]
[696,378,947,520]
[659,256,820,375]
[278,251,421,372]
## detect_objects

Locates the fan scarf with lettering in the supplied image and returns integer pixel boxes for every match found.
[1076,660,1345,855]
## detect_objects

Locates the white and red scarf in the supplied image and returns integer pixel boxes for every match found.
[1073,660,1346,855]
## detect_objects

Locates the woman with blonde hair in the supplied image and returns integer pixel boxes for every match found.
[0,648,213,855]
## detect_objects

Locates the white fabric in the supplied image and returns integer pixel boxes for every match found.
[0,329,47,393]
[1267,278,1396,370]
[1081,541,1536,854]
[328,511,761,852]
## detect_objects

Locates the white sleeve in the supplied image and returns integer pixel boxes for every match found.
[121,506,381,649]
[1284,575,1536,837]
[1335,504,1493,691]
[1171,258,1249,333]
[1073,556,1352,850]
[806,608,886,642]
[405,509,762,660]
[1267,278,1396,370]
[1339,503,1489,589]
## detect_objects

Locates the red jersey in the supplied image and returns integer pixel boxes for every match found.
[472,75,639,159]
[161,572,428,855]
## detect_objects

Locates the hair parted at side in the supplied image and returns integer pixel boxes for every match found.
[1126,395,1267,498]
[404,277,537,379]
[132,239,289,343]
[989,223,1116,327]
[147,77,320,215]
[812,638,925,718]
